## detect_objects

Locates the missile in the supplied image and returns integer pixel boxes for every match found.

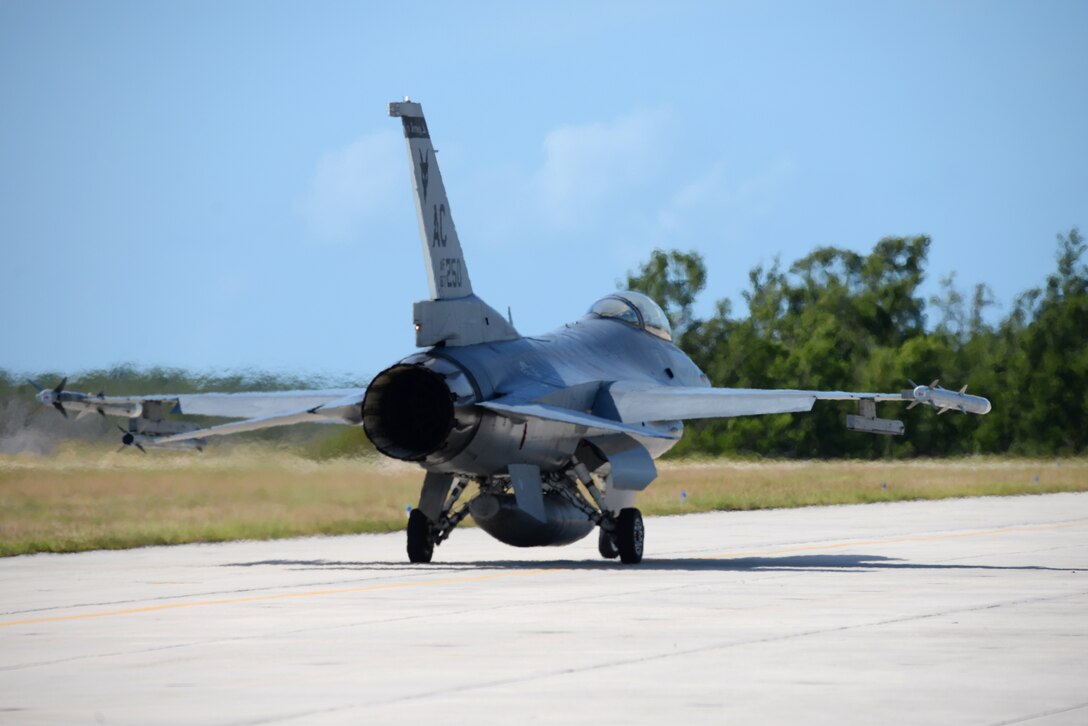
[116,425,204,453]
[31,379,143,419]
[907,381,991,415]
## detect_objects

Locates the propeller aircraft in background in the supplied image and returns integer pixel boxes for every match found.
[34,100,992,564]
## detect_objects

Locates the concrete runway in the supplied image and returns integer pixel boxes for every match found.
[1,493,1086,725]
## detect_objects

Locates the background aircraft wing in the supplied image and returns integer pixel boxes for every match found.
[606,382,990,423]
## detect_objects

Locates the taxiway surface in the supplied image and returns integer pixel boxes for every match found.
[2,493,1086,724]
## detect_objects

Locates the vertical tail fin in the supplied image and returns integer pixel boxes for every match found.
[389,99,473,300]
[389,99,517,347]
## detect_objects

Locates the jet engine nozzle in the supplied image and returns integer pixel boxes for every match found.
[362,355,480,463]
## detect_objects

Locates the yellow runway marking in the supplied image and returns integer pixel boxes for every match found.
[1,521,1082,630]
[0,569,551,629]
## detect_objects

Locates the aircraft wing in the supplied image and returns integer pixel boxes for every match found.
[116,389,365,418]
[605,382,989,423]
[152,391,366,444]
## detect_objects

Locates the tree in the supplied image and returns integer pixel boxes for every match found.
[623,249,707,343]
[634,228,1086,458]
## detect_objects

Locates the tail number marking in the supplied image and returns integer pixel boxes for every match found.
[439,258,463,290]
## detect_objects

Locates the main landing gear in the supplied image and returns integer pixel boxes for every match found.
[405,463,646,565]
[407,475,474,564]
[406,509,434,563]
[561,456,644,565]
[596,507,644,564]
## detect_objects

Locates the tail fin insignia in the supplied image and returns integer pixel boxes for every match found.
[389,100,472,300]
[390,99,518,347]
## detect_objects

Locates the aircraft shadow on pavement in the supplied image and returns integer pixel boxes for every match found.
[224,554,1081,574]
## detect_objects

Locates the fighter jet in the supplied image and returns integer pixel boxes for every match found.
[40,99,992,564]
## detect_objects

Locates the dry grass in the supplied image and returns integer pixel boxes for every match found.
[642,457,1088,514]
[1,445,1085,556]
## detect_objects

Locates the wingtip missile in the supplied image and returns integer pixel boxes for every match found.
[32,378,70,418]
[910,382,991,416]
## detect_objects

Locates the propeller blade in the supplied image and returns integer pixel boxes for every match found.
[53,402,68,418]
[96,407,106,417]
[27,379,44,392]
[54,377,67,395]
[116,425,137,450]
[116,444,128,453]
[23,405,44,427]
[906,401,918,410]
[907,379,918,388]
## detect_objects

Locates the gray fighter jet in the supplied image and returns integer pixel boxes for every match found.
[40,100,992,564]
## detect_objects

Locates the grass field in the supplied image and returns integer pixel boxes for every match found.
[1,446,1086,556]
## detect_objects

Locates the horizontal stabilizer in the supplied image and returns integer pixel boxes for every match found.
[480,400,677,440]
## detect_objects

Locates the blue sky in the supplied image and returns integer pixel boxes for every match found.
[2,1,1085,381]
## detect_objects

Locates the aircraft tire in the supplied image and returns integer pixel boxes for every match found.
[598,528,619,559]
[406,509,434,563]
[615,508,644,564]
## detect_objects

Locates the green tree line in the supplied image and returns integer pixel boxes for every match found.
[626,228,1087,457]
[3,229,1084,459]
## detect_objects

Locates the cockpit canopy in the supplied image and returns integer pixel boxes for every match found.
[586,291,673,342]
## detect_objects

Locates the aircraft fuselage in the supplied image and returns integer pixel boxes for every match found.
[362,316,707,478]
